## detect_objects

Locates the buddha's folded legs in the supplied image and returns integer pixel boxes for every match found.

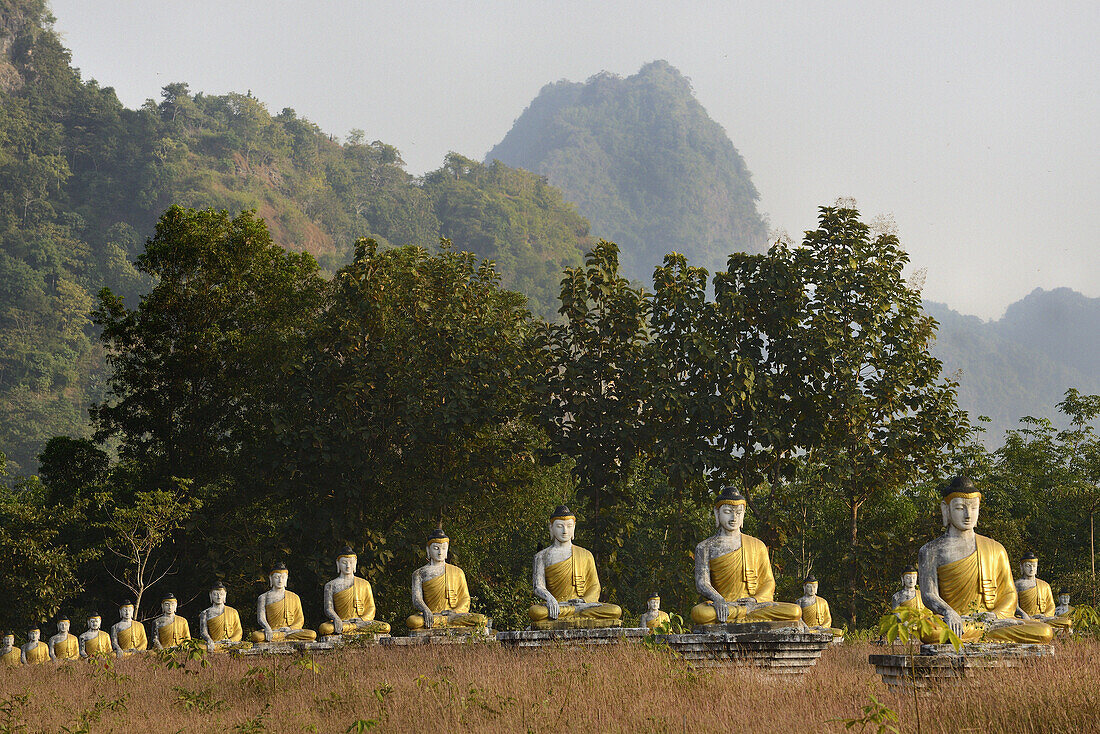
[528,603,622,622]
[248,628,317,643]
[406,612,488,630]
[919,618,1054,644]
[1047,616,1072,631]
[691,601,803,625]
[318,620,390,636]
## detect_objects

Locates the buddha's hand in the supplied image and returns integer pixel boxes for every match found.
[423,612,433,630]
[944,610,964,637]
[714,600,730,623]
[976,611,996,625]
[263,628,274,643]
[206,642,215,653]
[546,598,560,620]
[334,619,344,635]
[1017,610,1032,621]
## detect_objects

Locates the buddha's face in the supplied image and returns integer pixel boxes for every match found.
[337,555,357,575]
[210,588,226,605]
[2,635,12,649]
[941,496,980,532]
[88,617,101,631]
[427,541,448,563]
[804,582,818,597]
[715,503,745,533]
[27,630,39,643]
[270,572,288,591]
[647,597,660,612]
[1058,593,1070,606]
[57,620,70,635]
[1020,559,1038,578]
[119,606,134,622]
[902,572,918,591]
[549,518,575,543]
[161,599,177,615]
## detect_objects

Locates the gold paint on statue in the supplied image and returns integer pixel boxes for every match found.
[248,591,317,642]
[644,611,671,631]
[319,578,390,635]
[690,537,802,625]
[2,649,20,667]
[23,642,49,664]
[1018,579,1056,617]
[84,631,111,657]
[894,591,925,612]
[406,564,488,630]
[206,607,243,644]
[52,634,79,660]
[117,622,148,653]
[528,547,622,625]
[801,597,843,636]
[157,616,191,648]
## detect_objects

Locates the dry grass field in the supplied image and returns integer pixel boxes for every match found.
[0,640,1096,733]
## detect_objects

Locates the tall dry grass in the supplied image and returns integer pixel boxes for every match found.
[0,640,1096,733]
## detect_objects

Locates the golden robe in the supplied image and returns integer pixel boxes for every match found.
[116,622,148,653]
[23,642,49,664]
[893,591,926,612]
[643,610,671,631]
[156,616,191,648]
[51,634,80,660]
[528,546,622,628]
[406,564,488,630]
[83,631,112,657]
[691,536,802,625]
[248,591,317,642]
[1019,579,1072,630]
[801,597,844,636]
[921,535,1054,644]
[206,606,243,644]
[1,649,20,667]
[319,578,391,635]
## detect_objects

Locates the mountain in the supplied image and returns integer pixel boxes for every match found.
[486,60,768,282]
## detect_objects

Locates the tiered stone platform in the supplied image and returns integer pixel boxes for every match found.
[497,627,648,648]
[236,639,343,656]
[654,623,834,673]
[869,643,1055,689]
[382,629,496,647]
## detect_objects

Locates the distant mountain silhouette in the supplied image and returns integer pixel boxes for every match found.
[486,60,768,282]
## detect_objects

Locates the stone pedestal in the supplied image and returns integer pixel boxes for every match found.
[869,643,1055,689]
[655,629,834,673]
[317,633,389,647]
[236,640,340,656]
[497,627,647,648]
[382,630,498,647]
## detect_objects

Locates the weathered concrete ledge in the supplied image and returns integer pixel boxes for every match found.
[655,630,835,673]
[869,643,1055,689]
[382,631,498,647]
[497,627,648,647]
[235,639,342,656]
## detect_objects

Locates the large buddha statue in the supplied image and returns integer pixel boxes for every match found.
[528,505,622,629]
[639,593,671,631]
[917,477,1054,644]
[21,626,49,665]
[319,547,390,637]
[152,593,191,649]
[111,601,148,657]
[249,562,317,643]
[407,529,488,632]
[79,613,111,659]
[890,566,925,612]
[199,581,243,652]
[797,575,843,636]
[48,615,79,661]
[1014,553,1071,632]
[690,489,802,627]
[1,633,19,668]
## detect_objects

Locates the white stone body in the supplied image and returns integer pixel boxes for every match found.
[78,616,102,658]
[532,517,603,620]
[412,540,450,629]
[200,587,233,651]
[47,619,71,660]
[20,629,41,664]
[890,571,919,609]
[693,503,766,622]
[110,604,141,657]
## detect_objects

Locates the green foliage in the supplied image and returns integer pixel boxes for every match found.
[878,605,962,650]
[172,685,227,714]
[830,694,900,734]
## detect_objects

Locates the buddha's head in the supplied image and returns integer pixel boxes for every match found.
[87,615,101,632]
[269,562,289,591]
[714,488,747,533]
[210,581,227,606]
[336,546,358,576]
[161,593,177,616]
[27,627,40,644]
[119,602,135,622]
[940,477,980,532]
[56,616,70,635]
[646,594,660,612]
[1019,552,1038,579]
[548,505,576,544]
[803,575,819,597]
[901,566,918,591]
[426,529,449,563]
[2,633,13,650]
[1058,590,1070,607]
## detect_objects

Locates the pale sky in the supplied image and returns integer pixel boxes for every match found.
[49,0,1098,320]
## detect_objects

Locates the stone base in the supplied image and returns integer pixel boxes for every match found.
[382,632,498,647]
[655,630,834,673]
[408,627,492,638]
[497,627,647,647]
[692,621,806,634]
[869,643,1055,689]
[529,619,623,631]
[317,634,389,647]
[236,640,340,656]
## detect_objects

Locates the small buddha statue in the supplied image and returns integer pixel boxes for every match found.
[199,581,243,652]
[1055,590,1073,620]
[639,593,671,631]
[152,592,192,649]
[249,562,317,642]
[890,566,925,612]
[110,600,148,657]
[319,547,391,637]
[1014,553,1071,632]
[528,505,623,629]
[48,615,79,661]
[797,575,843,637]
[690,488,802,627]
[21,626,49,665]
[406,529,488,633]
[78,613,112,659]
[1,632,21,667]
[917,477,1054,644]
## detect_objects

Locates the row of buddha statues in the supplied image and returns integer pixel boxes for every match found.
[0,477,1081,666]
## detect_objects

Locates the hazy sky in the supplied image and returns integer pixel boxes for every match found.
[49,1,1097,319]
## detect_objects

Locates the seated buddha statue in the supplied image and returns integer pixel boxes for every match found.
[797,575,843,636]
[199,581,243,652]
[407,529,488,632]
[48,615,79,661]
[111,601,148,657]
[319,547,390,637]
[639,593,671,631]
[890,566,925,612]
[78,613,112,659]
[1,632,21,668]
[249,562,317,643]
[152,593,191,649]
[1055,590,1073,621]
[21,626,49,665]
[917,477,1054,644]
[690,489,802,627]
[1014,553,1071,632]
[528,505,622,629]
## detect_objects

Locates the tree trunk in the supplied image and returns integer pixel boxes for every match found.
[848,499,859,627]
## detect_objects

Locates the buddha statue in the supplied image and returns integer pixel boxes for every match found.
[890,566,925,612]
[407,529,488,632]
[48,615,79,661]
[690,488,802,627]
[528,505,623,629]
[1014,553,1071,632]
[1,633,19,668]
[199,581,243,652]
[639,593,671,631]
[110,600,148,657]
[797,575,843,636]
[78,613,112,659]
[1055,590,1073,620]
[917,477,1054,644]
[319,547,391,637]
[21,626,49,665]
[152,592,192,649]
[249,562,317,642]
